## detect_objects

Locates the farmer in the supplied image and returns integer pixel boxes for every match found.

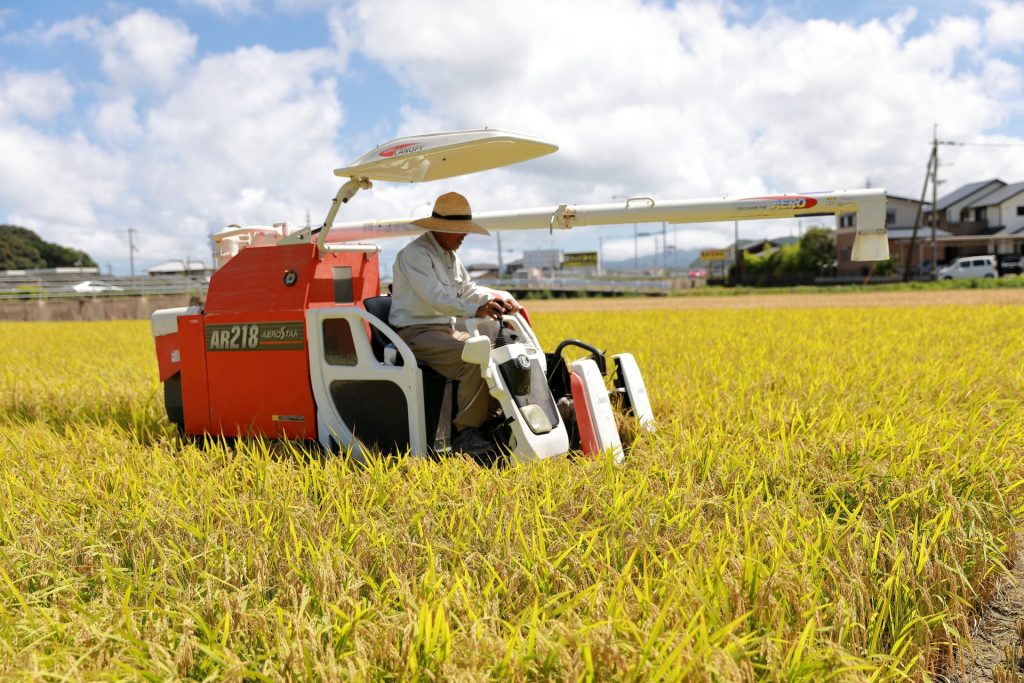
[389,191,519,455]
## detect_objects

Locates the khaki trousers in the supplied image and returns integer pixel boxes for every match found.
[397,323,493,431]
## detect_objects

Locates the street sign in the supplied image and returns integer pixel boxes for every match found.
[700,249,727,261]
[562,251,598,269]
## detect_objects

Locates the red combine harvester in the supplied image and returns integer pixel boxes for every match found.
[151,129,889,463]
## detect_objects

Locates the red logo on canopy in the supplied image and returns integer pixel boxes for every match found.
[746,195,818,209]
[379,143,422,158]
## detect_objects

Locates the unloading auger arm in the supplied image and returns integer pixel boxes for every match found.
[326,188,890,261]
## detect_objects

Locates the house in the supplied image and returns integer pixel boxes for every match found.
[924,178,1005,234]
[919,179,1024,261]
[834,194,945,276]
[964,181,1024,234]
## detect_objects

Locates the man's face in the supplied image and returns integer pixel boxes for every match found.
[432,231,466,252]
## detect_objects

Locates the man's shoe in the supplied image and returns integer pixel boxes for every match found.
[452,427,493,455]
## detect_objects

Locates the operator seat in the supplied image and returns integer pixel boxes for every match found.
[362,294,454,448]
[363,295,398,364]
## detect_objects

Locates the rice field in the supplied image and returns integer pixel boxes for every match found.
[1,297,1022,681]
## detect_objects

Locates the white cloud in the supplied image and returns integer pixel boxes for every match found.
[326,5,354,72]
[140,46,344,229]
[97,10,197,91]
[346,0,1024,206]
[92,96,142,141]
[0,16,346,266]
[3,0,1024,272]
[276,0,337,11]
[13,15,101,44]
[983,0,1024,51]
[0,70,74,120]
[181,0,257,16]
[0,124,128,227]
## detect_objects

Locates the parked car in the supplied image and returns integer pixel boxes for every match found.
[71,280,123,293]
[937,255,998,280]
[997,254,1023,276]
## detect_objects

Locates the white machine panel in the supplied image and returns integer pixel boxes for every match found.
[571,359,624,464]
[613,353,655,432]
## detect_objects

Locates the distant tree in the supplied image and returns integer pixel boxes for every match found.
[740,228,836,284]
[798,227,835,271]
[0,225,97,270]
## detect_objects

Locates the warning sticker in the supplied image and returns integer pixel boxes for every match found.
[206,322,305,351]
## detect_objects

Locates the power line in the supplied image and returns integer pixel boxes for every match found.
[937,140,1024,148]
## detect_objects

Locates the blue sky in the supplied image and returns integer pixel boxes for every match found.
[1,0,1022,273]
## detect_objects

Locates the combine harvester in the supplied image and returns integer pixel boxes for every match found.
[151,129,889,464]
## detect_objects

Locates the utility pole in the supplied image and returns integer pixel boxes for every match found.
[633,223,639,273]
[903,128,938,282]
[930,125,939,280]
[496,231,504,278]
[127,227,138,278]
[734,220,739,285]
[661,221,667,273]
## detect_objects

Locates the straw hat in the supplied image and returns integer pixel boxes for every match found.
[412,192,489,235]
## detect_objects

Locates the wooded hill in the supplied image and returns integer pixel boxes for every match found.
[0,225,96,270]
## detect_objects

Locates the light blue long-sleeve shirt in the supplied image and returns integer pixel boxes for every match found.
[388,232,492,328]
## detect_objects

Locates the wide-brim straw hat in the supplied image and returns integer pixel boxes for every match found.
[412,192,489,235]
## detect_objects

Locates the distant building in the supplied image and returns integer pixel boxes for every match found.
[834,183,1024,276]
[146,260,213,278]
[836,194,941,276]
[921,179,1024,262]
[925,178,1005,234]
[964,181,1024,234]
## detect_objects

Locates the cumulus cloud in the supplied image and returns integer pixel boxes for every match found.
[140,46,344,227]
[11,15,101,44]
[0,123,128,227]
[983,0,1024,51]
[0,8,346,266]
[2,0,1024,270]
[181,0,257,16]
[92,96,142,141]
[328,0,1024,260]
[0,70,74,120]
[97,10,197,91]
[346,1,1016,205]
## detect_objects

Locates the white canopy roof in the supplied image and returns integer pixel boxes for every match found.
[334,129,558,183]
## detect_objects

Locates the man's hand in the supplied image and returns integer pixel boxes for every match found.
[475,297,520,319]
[475,299,505,319]
[496,297,520,314]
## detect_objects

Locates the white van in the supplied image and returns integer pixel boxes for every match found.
[937,255,998,280]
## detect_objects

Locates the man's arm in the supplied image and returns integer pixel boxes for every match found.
[455,261,519,314]
[478,286,521,313]
[397,248,489,318]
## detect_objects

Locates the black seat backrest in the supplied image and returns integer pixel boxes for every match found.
[363,292,454,447]
[363,295,394,362]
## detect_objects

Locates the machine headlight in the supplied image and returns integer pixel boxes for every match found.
[520,404,553,434]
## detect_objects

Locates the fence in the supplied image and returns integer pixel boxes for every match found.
[0,276,208,302]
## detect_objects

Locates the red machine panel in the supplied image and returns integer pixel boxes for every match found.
[205,243,317,314]
[154,332,181,382]
[203,311,315,439]
[183,241,380,441]
[178,314,211,435]
[570,373,599,456]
